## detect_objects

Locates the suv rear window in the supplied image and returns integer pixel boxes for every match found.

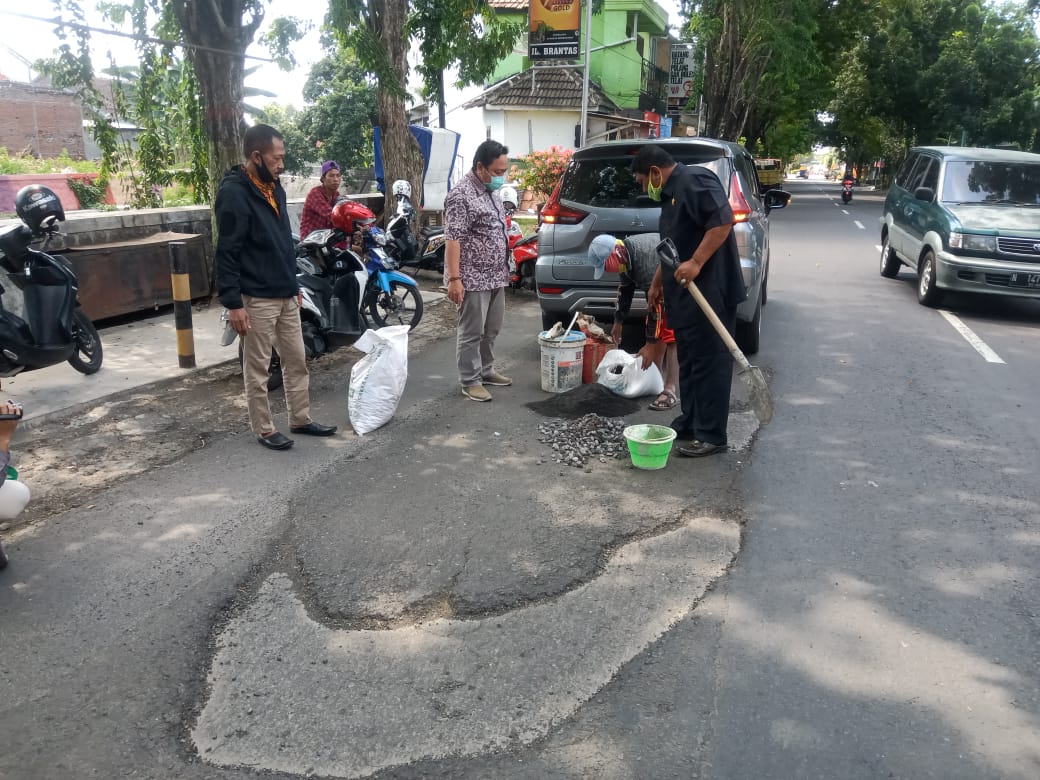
[941,160,1040,204]
[559,150,729,208]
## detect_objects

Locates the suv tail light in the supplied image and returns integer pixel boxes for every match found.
[729,172,752,223]
[540,180,589,225]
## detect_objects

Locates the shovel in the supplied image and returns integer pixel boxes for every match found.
[655,238,774,425]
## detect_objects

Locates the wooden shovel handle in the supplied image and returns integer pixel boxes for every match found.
[681,279,752,371]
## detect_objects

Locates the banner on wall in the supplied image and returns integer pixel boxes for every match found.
[529,0,581,60]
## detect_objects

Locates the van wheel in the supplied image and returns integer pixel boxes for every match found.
[541,310,558,331]
[916,250,944,307]
[880,236,901,278]
[736,294,762,355]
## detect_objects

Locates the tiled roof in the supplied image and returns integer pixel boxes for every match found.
[487,0,529,9]
[462,67,619,113]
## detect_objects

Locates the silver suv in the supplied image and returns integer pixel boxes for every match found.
[534,138,790,353]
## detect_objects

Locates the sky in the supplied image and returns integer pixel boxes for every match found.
[0,0,683,110]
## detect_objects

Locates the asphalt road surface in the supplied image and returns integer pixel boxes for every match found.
[2,179,1038,779]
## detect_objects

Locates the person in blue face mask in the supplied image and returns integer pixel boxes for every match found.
[443,140,513,402]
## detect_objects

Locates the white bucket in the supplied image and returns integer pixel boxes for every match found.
[538,330,586,393]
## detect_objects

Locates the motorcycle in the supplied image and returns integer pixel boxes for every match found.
[384,180,446,275]
[841,178,854,204]
[0,185,104,378]
[222,228,369,393]
[499,186,538,290]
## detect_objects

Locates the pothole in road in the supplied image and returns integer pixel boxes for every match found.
[191,515,740,779]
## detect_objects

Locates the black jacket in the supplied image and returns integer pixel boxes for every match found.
[658,163,747,324]
[215,166,298,309]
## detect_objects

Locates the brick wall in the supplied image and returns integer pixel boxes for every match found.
[0,80,85,159]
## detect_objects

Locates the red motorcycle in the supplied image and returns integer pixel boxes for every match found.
[499,186,538,290]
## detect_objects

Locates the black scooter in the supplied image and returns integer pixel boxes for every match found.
[0,197,103,378]
[228,231,368,392]
[384,184,446,274]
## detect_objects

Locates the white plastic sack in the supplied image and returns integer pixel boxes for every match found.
[595,348,665,399]
[348,325,410,436]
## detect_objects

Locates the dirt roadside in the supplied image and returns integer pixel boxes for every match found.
[5,298,459,533]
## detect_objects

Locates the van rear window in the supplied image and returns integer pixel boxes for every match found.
[559,154,728,208]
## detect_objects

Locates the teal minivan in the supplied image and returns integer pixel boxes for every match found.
[880,146,1040,306]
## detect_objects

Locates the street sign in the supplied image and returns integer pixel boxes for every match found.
[529,0,581,60]
[669,45,694,104]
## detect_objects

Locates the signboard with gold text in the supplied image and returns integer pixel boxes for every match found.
[529,0,581,60]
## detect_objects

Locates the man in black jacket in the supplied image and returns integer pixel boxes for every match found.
[634,144,746,457]
[216,124,336,450]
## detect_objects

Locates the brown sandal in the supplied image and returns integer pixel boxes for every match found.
[649,389,678,410]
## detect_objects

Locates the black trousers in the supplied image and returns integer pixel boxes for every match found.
[670,287,737,445]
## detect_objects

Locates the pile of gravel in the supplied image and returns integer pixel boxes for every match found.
[526,383,641,420]
[537,413,629,468]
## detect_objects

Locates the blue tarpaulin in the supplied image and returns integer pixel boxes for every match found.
[373,125,460,210]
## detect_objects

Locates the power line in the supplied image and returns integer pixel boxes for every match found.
[0,10,275,64]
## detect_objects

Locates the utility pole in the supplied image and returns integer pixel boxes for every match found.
[579,0,593,147]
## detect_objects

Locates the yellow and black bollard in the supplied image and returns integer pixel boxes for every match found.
[169,241,196,368]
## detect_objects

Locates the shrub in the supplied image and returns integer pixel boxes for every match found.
[67,176,108,209]
[509,146,573,200]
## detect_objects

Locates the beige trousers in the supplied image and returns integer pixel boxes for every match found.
[241,295,311,436]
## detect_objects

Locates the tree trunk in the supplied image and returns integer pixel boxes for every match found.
[192,49,246,202]
[374,0,425,214]
[171,0,261,201]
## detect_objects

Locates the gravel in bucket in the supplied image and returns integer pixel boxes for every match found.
[526,383,642,420]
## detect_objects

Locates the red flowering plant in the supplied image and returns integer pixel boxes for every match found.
[509,145,574,201]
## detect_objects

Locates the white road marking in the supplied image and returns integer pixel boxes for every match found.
[854,220,866,230]
[939,310,1005,364]
[193,517,739,778]
[841,208,850,215]
[875,245,882,252]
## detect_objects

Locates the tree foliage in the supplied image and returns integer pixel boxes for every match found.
[330,0,522,209]
[826,0,1040,174]
[408,0,523,126]
[296,48,380,171]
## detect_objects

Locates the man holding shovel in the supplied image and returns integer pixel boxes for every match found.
[631,145,746,457]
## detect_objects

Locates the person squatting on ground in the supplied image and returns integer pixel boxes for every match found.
[215,124,337,450]
[444,139,513,402]
[632,144,746,458]
[299,160,344,240]
[0,398,30,569]
[587,232,680,411]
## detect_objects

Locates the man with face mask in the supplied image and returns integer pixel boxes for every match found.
[216,124,337,450]
[631,144,746,457]
[443,140,512,402]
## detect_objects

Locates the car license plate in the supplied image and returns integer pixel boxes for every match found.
[1009,272,1040,288]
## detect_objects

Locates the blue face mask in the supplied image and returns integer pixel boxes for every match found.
[486,175,506,192]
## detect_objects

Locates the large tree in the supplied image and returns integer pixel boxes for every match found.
[43,0,303,203]
[330,0,522,210]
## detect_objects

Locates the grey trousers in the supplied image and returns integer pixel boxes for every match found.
[456,287,505,386]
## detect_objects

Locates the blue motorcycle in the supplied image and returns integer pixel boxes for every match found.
[358,225,424,331]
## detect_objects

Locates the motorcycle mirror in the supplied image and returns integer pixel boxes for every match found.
[655,237,681,270]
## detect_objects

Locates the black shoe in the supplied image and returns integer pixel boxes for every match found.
[0,539,8,570]
[257,431,294,450]
[289,421,337,436]
[677,439,727,458]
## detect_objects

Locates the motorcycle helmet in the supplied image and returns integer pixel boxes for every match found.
[498,186,519,211]
[15,185,65,235]
[331,200,377,234]
[391,180,412,198]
